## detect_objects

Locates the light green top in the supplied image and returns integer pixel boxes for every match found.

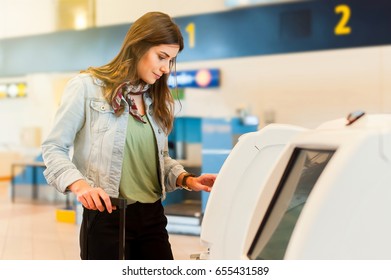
[119,114,161,204]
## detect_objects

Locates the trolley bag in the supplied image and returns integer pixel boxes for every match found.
[109,197,128,260]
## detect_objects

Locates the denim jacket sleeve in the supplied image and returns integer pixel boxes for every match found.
[163,137,186,193]
[41,76,87,193]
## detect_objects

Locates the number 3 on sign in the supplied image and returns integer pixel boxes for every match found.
[335,4,351,35]
[185,22,195,48]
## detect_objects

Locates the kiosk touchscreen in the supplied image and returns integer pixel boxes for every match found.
[200,124,306,260]
[248,148,335,259]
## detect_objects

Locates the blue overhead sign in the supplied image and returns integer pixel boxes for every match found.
[174,0,391,62]
[168,69,220,88]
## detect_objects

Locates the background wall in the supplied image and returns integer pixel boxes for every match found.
[179,45,391,128]
[95,0,227,26]
[0,0,56,38]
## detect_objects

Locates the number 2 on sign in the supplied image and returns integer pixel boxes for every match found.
[185,22,195,48]
[335,4,351,35]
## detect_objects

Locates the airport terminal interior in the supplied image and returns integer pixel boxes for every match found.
[2,0,391,260]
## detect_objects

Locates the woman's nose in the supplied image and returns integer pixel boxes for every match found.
[160,61,170,74]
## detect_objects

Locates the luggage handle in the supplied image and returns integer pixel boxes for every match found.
[110,197,127,260]
[110,197,127,209]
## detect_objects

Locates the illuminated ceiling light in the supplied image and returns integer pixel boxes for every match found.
[74,11,87,30]
[7,84,18,98]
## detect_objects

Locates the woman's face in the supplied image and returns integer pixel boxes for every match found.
[137,44,180,84]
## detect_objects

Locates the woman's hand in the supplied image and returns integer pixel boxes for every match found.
[185,174,217,192]
[68,179,115,213]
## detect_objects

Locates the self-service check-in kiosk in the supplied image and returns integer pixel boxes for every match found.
[200,123,307,259]
[200,113,391,259]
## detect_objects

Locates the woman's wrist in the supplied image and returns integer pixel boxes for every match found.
[67,179,88,194]
[179,172,196,191]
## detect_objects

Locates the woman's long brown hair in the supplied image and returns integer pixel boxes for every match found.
[84,12,184,134]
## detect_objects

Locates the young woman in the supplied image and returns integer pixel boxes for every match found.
[42,11,216,260]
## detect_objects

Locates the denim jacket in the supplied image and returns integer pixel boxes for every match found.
[41,73,186,199]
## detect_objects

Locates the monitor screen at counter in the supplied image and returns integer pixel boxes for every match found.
[248,148,335,260]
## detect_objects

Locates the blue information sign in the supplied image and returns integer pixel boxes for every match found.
[168,69,220,88]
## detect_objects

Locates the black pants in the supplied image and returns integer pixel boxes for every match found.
[80,199,173,260]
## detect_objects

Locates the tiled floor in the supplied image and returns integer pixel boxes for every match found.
[0,180,207,260]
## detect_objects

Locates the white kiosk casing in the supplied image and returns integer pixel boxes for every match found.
[242,114,391,259]
[200,124,307,260]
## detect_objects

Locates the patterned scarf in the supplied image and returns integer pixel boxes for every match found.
[112,81,150,123]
